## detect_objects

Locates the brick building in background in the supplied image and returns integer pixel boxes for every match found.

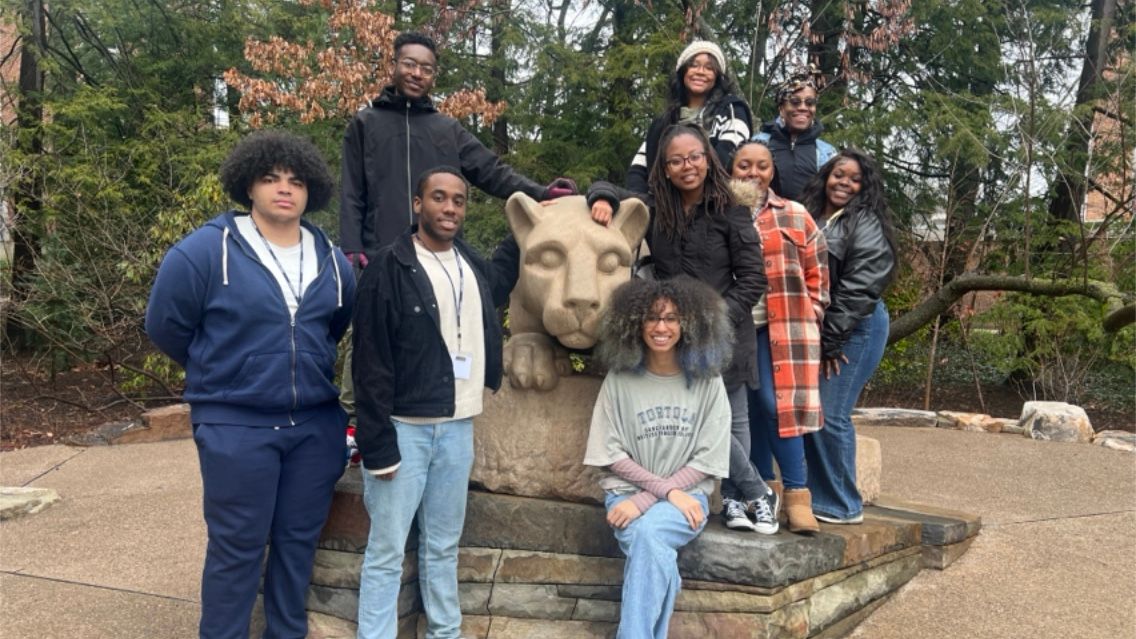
[1,18,18,125]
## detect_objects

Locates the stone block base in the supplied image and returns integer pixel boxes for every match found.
[310,475,981,637]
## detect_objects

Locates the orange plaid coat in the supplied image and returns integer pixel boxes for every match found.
[736,181,830,437]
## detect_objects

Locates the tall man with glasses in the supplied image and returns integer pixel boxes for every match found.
[338,31,574,422]
[352,166,520,638]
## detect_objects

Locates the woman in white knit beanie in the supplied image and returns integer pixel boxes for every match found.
[625,40,752,195]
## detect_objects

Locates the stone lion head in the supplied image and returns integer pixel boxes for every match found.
[505,193,650,350]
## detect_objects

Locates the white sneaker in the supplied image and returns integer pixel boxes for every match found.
[814,511,864,525]
[722,498,757,531]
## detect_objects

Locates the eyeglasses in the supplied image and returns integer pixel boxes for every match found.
[644,314,681,327]
[785,97,817,108]
[664,151,707,170]
[398,58,437,78]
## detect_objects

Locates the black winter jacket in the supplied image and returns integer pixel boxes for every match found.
[340,86,548,254]
[820,208,895,358]
[756,119,836,201]
[627,95,752,194]
[351,228,520,470]
[588,182,765,390]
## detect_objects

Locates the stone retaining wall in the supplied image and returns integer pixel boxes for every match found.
[301,473,980,638]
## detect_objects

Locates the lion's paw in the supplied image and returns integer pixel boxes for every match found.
[504,333,572,391]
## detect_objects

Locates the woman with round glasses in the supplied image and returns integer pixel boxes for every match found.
[626,41,752,194]
[584,276,732,639]
[753,71,837,201]
[589,124,780,535]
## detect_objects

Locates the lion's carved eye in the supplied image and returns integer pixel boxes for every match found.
[535,248,564,269]
[597,251,622,274]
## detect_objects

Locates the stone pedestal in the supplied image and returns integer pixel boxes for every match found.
[474,377,883,505]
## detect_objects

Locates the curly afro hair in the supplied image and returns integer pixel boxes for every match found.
[596,276,733,383]
[219,130,334,214]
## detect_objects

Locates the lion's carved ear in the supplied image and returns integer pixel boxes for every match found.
[505,192,545,244]
[613,198,649,248]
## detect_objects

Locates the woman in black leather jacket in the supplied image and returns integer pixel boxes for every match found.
[798,148,897,524]
[589,124,781,534]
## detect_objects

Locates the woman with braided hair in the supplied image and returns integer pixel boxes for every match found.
[584,276,732,639]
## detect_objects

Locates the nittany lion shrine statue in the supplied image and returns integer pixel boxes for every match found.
[302,193,978,639]
[501,193,650,391]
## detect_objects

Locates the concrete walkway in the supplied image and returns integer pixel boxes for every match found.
[0,427,1133,638]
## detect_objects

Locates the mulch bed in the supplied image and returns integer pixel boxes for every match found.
[2,356,1131,451]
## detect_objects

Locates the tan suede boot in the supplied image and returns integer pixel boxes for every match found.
[784,488,820,534]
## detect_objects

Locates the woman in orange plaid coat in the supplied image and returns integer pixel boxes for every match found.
[731,140,830,533]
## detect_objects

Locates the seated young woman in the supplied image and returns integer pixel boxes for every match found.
[584,276,732,639]
[589,124,779,535]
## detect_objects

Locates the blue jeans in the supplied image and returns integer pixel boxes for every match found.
[749,328,807,489]
[193,412,346,639]
[606,491,709,639]
[805,301,889,519]
[720,385,769,503]
[357,418,474,639]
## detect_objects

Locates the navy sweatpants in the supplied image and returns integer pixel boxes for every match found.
[193,414,345,639]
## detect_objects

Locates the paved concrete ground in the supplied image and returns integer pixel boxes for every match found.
[0,427,1133,638]
[850,426,1136,639]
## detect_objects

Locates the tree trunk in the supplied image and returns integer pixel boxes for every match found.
[7,0,46,348]
[488,0,510,155]
[1047,0,1118,222]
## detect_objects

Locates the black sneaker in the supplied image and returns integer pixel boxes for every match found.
[750,490,780,535]
[723,498,757,531]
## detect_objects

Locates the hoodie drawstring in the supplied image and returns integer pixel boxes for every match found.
[329,238,343,308]
[222,226,230,286]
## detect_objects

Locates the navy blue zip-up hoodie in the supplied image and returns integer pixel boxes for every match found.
[145,211,356,427]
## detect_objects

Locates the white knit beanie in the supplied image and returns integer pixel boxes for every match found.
[675,41,726,72]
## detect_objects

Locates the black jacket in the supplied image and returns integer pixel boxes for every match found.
[351,228,520,470]
[589,182,764,390]
[627,94,752,194]
[340,86,548,253]
[820,208,895,358]
[756,119,835,201]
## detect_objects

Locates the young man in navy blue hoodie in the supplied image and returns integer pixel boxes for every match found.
[146,130,355,638]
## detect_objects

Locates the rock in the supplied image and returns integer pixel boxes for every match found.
[1093,430,1136,452]
[460,583,493,614]
[489,584,576,619]
[0,487,61,520]
[936,411,1005,433]
[494,550,624,585]
[1020,401,1094,443]
[458,548,501,583]
[572,598,620,622]
[472,376,606,504]
[867,497,982,546]
[479,616,615,639]
[807,551,922,634]
[460,491,622,559]
[993,417,1023,435]
[856,435,881,505]
[307,610,358,639]
[922,535,976,570]
[852,408,938,429]
[111,403,192,445]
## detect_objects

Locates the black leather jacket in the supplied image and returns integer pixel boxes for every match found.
[820,208,895,358]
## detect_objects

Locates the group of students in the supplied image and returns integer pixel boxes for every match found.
[144,32,897,639]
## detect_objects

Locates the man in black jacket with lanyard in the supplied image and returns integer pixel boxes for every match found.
[351,166,519,638]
